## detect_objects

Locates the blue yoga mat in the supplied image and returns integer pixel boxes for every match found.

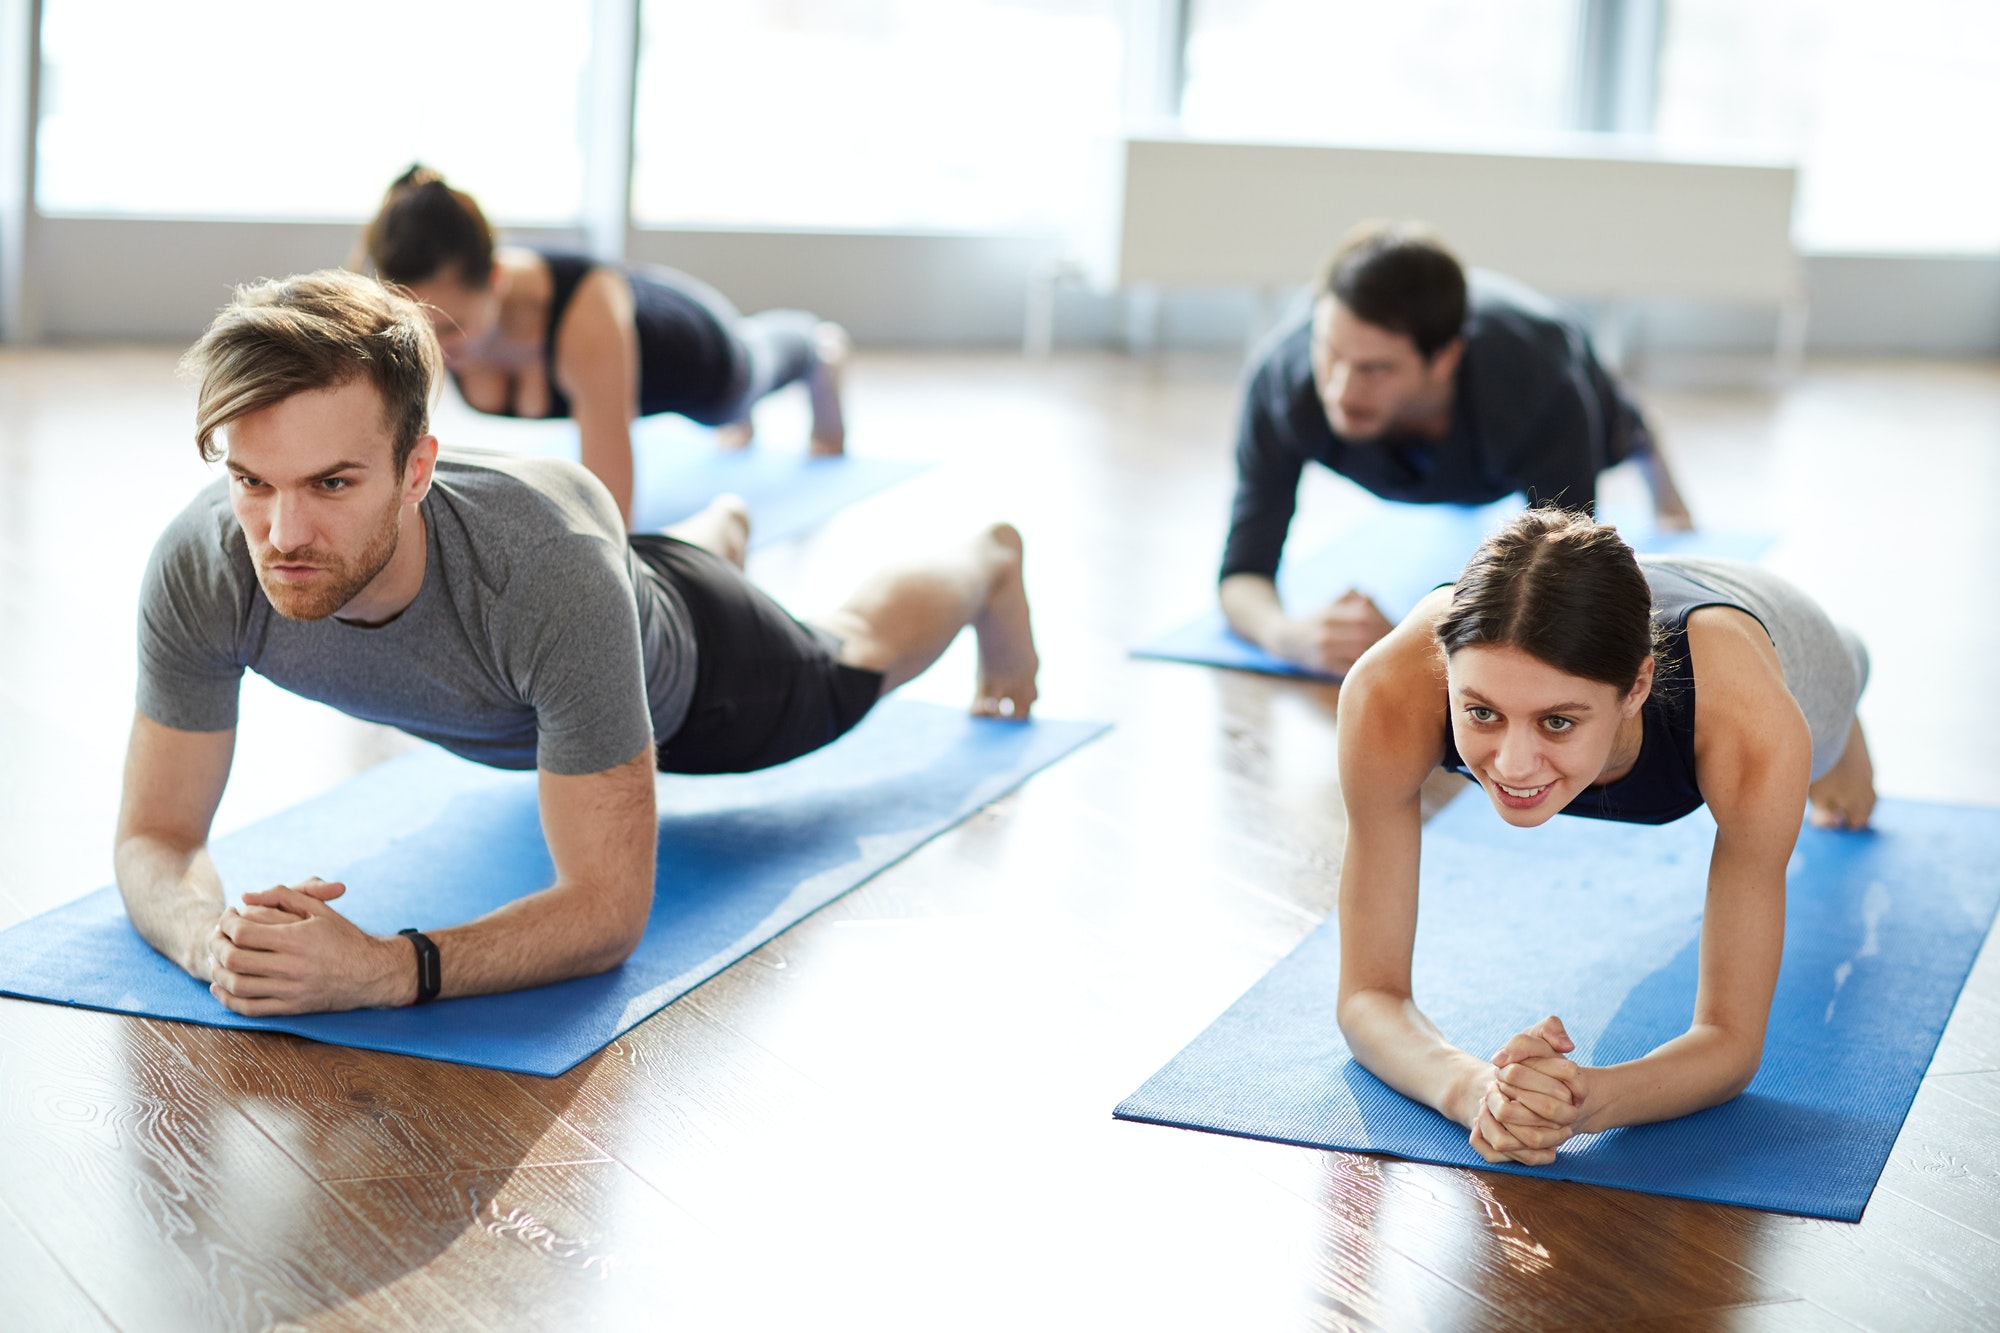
[501,415,929,543]
[0,700,1105,1077]
[1132,500,1775,681]
[1115,793,2000,1221]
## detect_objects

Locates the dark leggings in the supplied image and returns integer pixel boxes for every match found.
[686,309,821,427]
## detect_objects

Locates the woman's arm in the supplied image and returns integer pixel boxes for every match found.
[554,269,643,526]
[1565,609,1811,1133]
[1335,591,1496,1126]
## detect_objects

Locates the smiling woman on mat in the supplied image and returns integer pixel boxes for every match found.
[1335,507,1876,1166]
[361,165,848,528]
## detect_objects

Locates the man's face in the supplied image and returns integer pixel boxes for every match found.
[1310,297,1458,441]
[1444,643,1651,828]
[224,379,413,621]
[403,269,499,368]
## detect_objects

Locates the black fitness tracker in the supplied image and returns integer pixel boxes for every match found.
[398,928,441,1005]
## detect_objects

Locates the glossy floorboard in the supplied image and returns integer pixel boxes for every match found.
[2,347,1998,1330]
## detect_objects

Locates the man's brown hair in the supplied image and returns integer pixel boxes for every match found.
[1320,220,1468,360]
[180,269,441,473]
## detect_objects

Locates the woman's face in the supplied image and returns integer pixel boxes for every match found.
[403,269,500,367]
[1444,643,1651,827]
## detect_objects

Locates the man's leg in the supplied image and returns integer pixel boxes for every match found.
[661,494,750,570]
[813,522,1039,717]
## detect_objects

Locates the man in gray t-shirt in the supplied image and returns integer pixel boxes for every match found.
[120,271,1041,1017]
[142,449,697,776]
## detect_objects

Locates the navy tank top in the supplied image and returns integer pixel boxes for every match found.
[1439,562,1768,825]
[455,250,744,422]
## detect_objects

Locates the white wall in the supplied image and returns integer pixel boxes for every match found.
[24,215,2000,357]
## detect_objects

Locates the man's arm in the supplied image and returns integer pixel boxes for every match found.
[1220,578,1393,677]
[211,746,660,1014]
[1636,440,1694,530]
[422,746,659,994]
[1220,369,1348,663]
[114,712,235,980]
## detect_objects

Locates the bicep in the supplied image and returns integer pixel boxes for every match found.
[119,712,234,847]
[556,274,640,426]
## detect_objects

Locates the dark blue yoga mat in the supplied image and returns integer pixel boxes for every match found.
[1115,793,2000,1221]
[0,700,1105,1077]
[1132,500,1775,681]
[503,416,929,543]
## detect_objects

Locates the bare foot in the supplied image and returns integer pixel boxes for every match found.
[808,321,848,457]
[716,419,754,451]
[662,493,751,570]
[971,523,1038,719]
[1808,718,1876,830]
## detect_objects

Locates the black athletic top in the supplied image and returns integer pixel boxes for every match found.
[1440,563,1765,825]
[1219,274,1651,584]
[453,250,746,422]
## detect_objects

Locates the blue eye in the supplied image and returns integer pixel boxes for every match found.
[320,477,350,492]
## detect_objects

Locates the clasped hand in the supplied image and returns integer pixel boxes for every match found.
[205,877,405,1015]
[1284,589,1394,675]
[1467,1015,1589,1167]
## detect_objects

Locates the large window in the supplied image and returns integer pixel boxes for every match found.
[1179,0,1579,147]
[631,0,1124,233]
[36,0,591,221]
[1656,0,2000,253]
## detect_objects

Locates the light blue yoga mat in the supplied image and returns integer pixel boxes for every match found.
[1115,793,2000,1221]
[505,415,929,543]
[0,700,1105,1077]
[1133,500,1775,681]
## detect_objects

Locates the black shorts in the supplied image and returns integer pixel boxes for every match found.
[631,535,883,775]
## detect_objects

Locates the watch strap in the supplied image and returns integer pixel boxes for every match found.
[398,927,441,1005]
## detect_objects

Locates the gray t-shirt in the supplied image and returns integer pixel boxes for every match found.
[135,449,698,775]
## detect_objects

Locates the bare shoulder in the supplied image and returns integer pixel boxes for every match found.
[1685,607,1811,818]
[554,268,637,388]
[1338,587,1451,800]
[567,267,635,338]
[1684,605,1791,715]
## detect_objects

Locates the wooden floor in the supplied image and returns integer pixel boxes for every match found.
[3,346,2000,1330]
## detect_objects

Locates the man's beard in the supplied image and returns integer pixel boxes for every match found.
[252,503,402,621]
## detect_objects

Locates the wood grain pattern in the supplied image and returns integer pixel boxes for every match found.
[326,1162,715,1329]
[1595,1180,2000,1331]
[3,349,1999,1330]
[152,1022,608,1183]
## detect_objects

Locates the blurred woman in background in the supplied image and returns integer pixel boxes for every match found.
[363,165,847,527]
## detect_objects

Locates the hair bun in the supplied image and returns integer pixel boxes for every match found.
[393,163,445,192]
